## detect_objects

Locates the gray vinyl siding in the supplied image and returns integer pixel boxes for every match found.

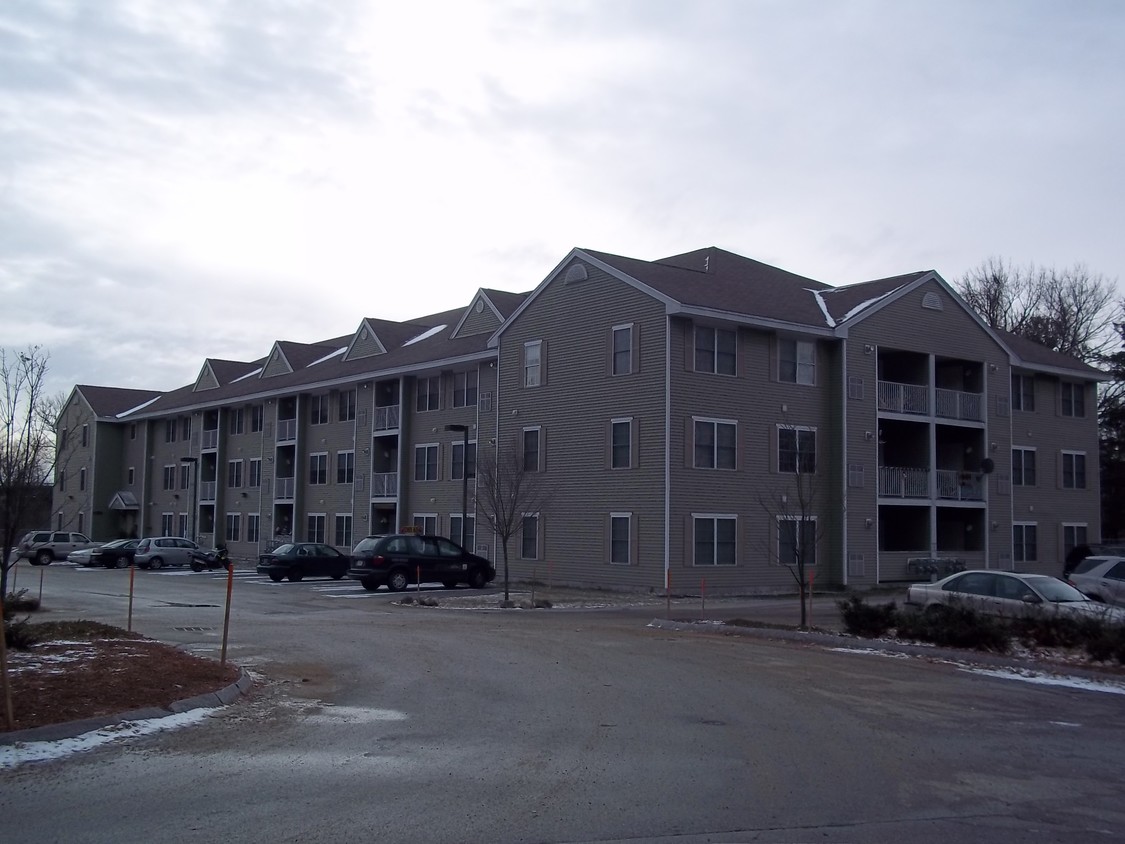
[262,349,292,377]
[495,263,667,590]
[454,304,501,338]
[346,325,386,360]
[195,365,220,391]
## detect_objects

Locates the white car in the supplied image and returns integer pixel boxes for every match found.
[67,547,97,566]
[906,569,1125,624]
[1067,556,1125,607]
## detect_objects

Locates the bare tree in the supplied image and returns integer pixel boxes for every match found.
[474,434,553,603]
[1,347,66,598]
[757,427,824,629]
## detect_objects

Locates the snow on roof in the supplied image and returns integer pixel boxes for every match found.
[308,347,347,367]
[116,395,162,418]
[403,325,447,346]
[809,289,836,328]
[840,290,897,323]
[232,367,264,382]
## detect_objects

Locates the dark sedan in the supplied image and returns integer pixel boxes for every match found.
[257,543,349,582]
[88,539,141,569]
[348,533,495,592]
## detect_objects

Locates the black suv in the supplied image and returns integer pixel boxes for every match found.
[348,534,495,592]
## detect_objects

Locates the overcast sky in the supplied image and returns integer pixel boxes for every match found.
[2,0,1123,399]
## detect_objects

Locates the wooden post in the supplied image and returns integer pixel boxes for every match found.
[0,597,14,730]
[220,559,235,667]
[127,563,135,632]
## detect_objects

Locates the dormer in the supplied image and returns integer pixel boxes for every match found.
[193,361,220,391]
[450,290,505,339]
[261,343,294,378]
[343,319,389,361]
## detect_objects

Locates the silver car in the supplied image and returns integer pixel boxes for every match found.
[17,530,97,565]
[1067,556,1125,607]
[134,536,200,569]
[906,569,1125,624]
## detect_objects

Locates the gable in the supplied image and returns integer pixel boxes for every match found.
[343,320,388,361]
[194,362,220,391]
[261,344,293,377]
[451,292,504,339]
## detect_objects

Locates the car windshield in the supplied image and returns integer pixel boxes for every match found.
[352,537,383,554]
[1027,576,1088,603]
[1072,557,1113,575]
[273,544,296,555]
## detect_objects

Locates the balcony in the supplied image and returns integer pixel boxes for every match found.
[935,388,984,422]
[877,381,928,415]
[878,466,929,498]
[936,470,984,501]
[371,472,398,497]
[374,405,400,431]
[277,418,297,442]
[276,477,295,500]
[201,429,219,450]
[199,481,217,502]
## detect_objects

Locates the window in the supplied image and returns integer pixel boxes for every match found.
[524,341,542,387]
[228,408,245,435]
[58,469,65,490]
[414,444,439,481]
[181,416,192,441]
[130,423,137,440]
[521,514,540,559]
[226,513,241,543]
[164,420,176,443]
[450,514,475,550]
[847,464,864,488]
[250,405,264,433]
[1061,382,1086,417]
[523,428,541,472]
[336,451,355,484]
[227,459,244,488]
[694,326,736,375]
[307,514,326,543]
[416,376,440,412]
[309,453,328,485]
[778,427,816,473]
[335,514,353,548]
[610,513,631,565]
[81,424,89,447]
[611,419,632,469]
[249,458,262,488]
[693,418,737,470]
[778,518,817,567]
[338,389,357,422]
[1063,524,1088,557]
[1062,451,1087,489]
[161,513,174,535]
[453,370,478,408]
[128,467,135,485]
[310,395,329,425]
[178,514,188,538]
[77,512,84,534]
[612,324,634,375]
[694,515,736,565]
[779,338,815,385]
[452,441,476,480]
[412,514,437,535]
[79,467,86,491]
[1012,374,1035,411]
[247,514,260,543]
[162,465,176,490]
[1012,448,1036,486]
[178,463,190,489]
[1013,523,1038,563]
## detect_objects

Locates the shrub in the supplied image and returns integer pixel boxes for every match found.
[1010,614,1096,650]
[4,588,40,614]
[4,615,42,650]
[1082,623,1125,665]
[837,595,897,638]
[895,603,1011,653]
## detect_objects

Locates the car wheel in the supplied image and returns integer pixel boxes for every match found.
[387,570,409,592]
[116,555,131,569]
[468,568,487,589]
[288,568,303,583]
[269,572,283,583]
[441,580,458,590]
[36,550,53,566]
[360,578,380,592]
[190,562,204,572]
[150,556,164,570]
[331,571,345,580]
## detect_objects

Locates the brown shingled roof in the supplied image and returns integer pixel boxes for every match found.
[76,385,164,418]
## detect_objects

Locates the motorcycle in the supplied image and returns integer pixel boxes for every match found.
[190,546,231,572]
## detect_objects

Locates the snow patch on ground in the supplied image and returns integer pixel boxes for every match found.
[958,666,1125,695]
[301,706,407,724]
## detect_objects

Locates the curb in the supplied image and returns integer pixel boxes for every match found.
[0,669,253,746]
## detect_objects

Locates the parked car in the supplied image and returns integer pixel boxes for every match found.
[257,543,349,582]
[16,531,97,566]
[1066,556,1125,607]
[906,569,1125,623]
[348,533,495,592]
[134,536,201,569]
[88,539,141,569]
[67,547,97,565]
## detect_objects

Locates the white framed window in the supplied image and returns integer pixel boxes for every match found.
[524,340,543,388]
[1062,451,1086,489]
[251,404,264,433]
[335,514,353,548]
[1063,523,1088,557]
[77,512,84,534]
[453,370,478,408]
[450,514,475,550]
[249,458,262,488]
[338,389,357,422]
[181,416,192,440]
[310,395,329,425]
[693,515,736,566]
[611,418,632,469]
[1061,382,1086,417]
[779,338,815,385]
[336,450,355,484]
[612,324,634,376]
[1013,522,1038,562]
[226,513,241,543]
[247,514,260,544]
[452,440,476,480]
[179,463,190,489]
[412,513,437,535]
[177,513,188,538]
[309,452,328,485]
[778,426,816,473]
[228,407,245,435]
[227,459,244,488]
[693,417,737,470]
[161,512,174,535]
[777,517,817,567]
[164,419,176,443]
[1012,448,1036,486]
[523,427,541,472]
[521,513,540,560]
[1012,374,1035,411]
[307,513,326,543]
[694,326,736,376]
[610,513,631,565]
[81,423,89,447]
[162,465,176,490]
[416,376,441,412]
[414,444,439,481]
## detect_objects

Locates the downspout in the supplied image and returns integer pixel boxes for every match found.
[840,340,848,588]
[664,314,671,592]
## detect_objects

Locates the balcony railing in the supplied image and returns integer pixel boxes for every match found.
[277,418,297,442]
[199,481,217,502]
[371,472,398,497]
[935,388,984,421]
[276,477,295,500]
[879,466,929,498]
[936,470,984,501]
[374,405,400,431]
[877,381,928,415]
[201,429,219,450]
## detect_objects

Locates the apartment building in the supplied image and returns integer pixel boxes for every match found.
[54,246,1105,593]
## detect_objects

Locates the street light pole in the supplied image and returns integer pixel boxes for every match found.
[445,424,469,548]
[180,456,198,542]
